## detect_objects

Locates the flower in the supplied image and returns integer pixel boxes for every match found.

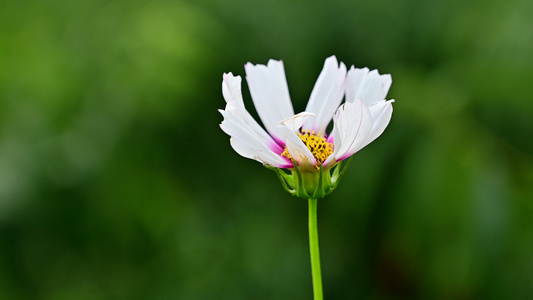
[219,56,394,198]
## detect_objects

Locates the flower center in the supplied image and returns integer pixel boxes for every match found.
[281,130,334,165]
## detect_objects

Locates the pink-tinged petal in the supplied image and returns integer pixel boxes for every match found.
[360,99,394,148]
[323,113,342,167]
[278,112,317,167]
[323,100,373,165]
[303,56,347,134]
[230,137,292,168]
[245,60,295,141]
[222,73,283,153]
[343,103,373,158]
[330,102,363,163]
[220,109,289,167]
[346,67,392,106]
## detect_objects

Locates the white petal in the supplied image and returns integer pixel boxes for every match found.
[345,67,369,105]
[323,111,343,166]
[222,73,283,153]
[230,137,292,168]
[303,56,347,134]
[330,102,363,162]
[278,113,317,167]
[360,100,394,148]
[222,72,246,114]
[323,100,372,165]
[282,112,315,131]
[220,110,290,167]
[344,103,373,157]
[346,67,392,106]
[245,60,295,141]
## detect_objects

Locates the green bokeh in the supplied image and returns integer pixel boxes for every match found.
[1,0,532,299]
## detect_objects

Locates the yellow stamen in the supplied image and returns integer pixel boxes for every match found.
[281,130,334,166]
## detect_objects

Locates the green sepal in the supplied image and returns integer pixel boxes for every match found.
[330,156,353,191]
[267,156,354,199]
[291,160,306,198]
[268,166,297,196]
[311,164,324,199]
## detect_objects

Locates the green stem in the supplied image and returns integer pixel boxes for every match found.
[308,198,323,300]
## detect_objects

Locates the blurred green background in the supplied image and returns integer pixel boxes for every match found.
[1,0,532,299]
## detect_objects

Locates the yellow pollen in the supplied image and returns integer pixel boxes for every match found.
[281,130,334,166]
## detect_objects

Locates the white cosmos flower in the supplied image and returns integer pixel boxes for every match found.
[219,55,394,172]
